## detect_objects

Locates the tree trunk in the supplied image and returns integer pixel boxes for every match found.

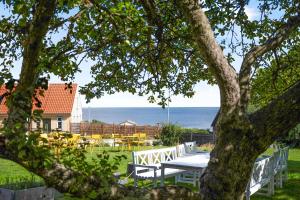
[176,0,300,199]
[4,0,57,157]
[200,80,300,199]
[200,111,258,200]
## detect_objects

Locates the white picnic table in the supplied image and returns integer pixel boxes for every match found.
[160,152,210,186]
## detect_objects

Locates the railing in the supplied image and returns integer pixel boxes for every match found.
[70,122,160,139]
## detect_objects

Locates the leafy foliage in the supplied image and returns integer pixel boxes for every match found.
[160,124,182,146]
[181,128,210,135]
[1,0,299,105]
[278,124,300,147]
[1,0,300,198]
[160,124,209,146]
[251,44,300,107]
[58,146,126,199]
[5,131,126,198]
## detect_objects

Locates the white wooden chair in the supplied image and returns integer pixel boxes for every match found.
[274,147,289,188]
[176,144,186,157]
[245,156,275,200]
[176,143,203,186]
[175,169,202,187]
[184,141,197,153]
[132,147,185,187]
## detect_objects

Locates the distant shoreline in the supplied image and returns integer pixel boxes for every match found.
[82,107,219,129]
[82,106,220,108]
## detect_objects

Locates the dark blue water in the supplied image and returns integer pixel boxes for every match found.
[82,107,219,129]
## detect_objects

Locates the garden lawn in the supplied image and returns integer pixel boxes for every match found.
[0,158,43,186]
[252,148,300,200]
[0,145,165,185]
[0,147,299,199]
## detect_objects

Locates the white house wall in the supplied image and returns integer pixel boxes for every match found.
[71,89,82,123]
[31,114,71,132]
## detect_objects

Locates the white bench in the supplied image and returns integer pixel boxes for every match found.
[245,156,275,200]
[245,146,289,199]
[273,147,289,188]
[132,147,185,187]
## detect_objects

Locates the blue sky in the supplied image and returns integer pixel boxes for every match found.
[1,2,262,108]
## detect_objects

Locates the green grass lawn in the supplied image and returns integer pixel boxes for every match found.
[0,147,299,199]
[252,148,300,200]
[0,158,43,186]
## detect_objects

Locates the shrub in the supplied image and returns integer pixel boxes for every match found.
[181,128,210,135]
[179,128,210,143]
[199,143,215,152]
[152,139,162,146]
[160,124,182,146]
[160,124,210,146]
[278,124,300,147]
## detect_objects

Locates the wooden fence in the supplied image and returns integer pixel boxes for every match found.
[70,123,160,139]
[181,133,215,145]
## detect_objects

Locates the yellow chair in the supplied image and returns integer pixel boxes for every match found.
[111,134,121,139]
[66,134,81,148]
[46,132,64,157]
[132,133,147,150]
[88,134,103,153]
[113,134,128,151]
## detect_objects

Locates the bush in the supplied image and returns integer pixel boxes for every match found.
[160,124,210,146]
[160,124,182,146]
[181,128,210,135]
[152,139,162,146]
[199,143,215,152]
[278,124,300,147]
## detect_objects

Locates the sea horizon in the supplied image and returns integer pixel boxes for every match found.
[82,107,219,129]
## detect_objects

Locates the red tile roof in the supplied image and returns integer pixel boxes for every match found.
[0,83,77,115]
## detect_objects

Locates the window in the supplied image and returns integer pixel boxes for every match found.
[57,117,63,130]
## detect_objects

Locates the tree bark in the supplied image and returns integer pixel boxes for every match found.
[250,80,300,144]
[1,0,299,199]
[176,0,300,199]
[4,0,57,158]
[175,0,240,114]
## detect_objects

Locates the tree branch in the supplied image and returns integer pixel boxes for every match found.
[5,0,57,154]
[140,0,164,43]
[50,8,87,30]
[176,0,240,113]
[249,80,300,150]
[239,14,300,111]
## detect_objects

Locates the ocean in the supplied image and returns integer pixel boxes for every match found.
[82,107,219,129]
